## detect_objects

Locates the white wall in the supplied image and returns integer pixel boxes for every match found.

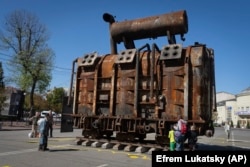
[216,90,250,128]
[216,92,235,102]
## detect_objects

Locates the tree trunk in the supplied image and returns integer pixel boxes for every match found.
[29,79,37,116]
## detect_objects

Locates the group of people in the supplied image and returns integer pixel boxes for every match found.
[168,116,198,151]
[168,116,232,151]
[29,110,54,151]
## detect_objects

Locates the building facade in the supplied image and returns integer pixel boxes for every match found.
[216,87,250,128]
[1,87,25,120]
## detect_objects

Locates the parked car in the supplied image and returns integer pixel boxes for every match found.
[213,123,222,127]
[40,111,56,118]
[39,111,61,123]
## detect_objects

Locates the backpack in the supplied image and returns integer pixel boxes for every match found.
[180,122,187,134]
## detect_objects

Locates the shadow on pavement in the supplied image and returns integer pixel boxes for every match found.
[49,148,80,152]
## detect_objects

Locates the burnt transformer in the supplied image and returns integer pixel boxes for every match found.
[68,10,216,145]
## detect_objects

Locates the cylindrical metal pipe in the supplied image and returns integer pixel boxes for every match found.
[67,58,77,106]
[150,43,161,99]
[134,44,150,118]
[103,13,118,54]
[109,10,188,43]
[103,13,115,24]
[150,44,155,99]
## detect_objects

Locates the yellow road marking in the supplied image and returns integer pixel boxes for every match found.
[26,140,151,160]
[96,148,151,160]
[128,155,138,159]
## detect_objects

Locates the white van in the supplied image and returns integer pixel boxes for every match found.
[38,110,61,123]
[40,111,56,118]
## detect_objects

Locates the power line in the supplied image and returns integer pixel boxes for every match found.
[0,52,72,71]
[0,52,12,57]
[0,53,74,88]
[53,66,71,71]
[0,57,11,62]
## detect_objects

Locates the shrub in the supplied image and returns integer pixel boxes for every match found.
[237,120,240,128]
[247,121,250,129]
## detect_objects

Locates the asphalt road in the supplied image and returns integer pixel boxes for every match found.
[0,127,250,167]
[0,129,151,167]
[197,127,250,151]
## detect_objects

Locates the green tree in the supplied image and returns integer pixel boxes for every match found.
[46,87,65,113]
[23,93,49,112]
[230,120,234,128]
[0,10,55,114]
[0,62,7,115]
[247,121,250,129]
[237,120,240,128]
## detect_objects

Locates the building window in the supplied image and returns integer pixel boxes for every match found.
[246,106,249,111]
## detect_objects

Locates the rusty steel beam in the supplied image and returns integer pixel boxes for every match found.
[106,10,188,43]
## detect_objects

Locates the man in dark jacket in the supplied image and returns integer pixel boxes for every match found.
[38,114,50,151]
[188,125,198,151]
[48,110,54,138]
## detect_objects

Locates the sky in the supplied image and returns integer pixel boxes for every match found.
[0,0,250,95]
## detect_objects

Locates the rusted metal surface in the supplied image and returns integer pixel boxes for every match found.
[69,10,216,146]
[74,44,215,122]
[108,10,188,43]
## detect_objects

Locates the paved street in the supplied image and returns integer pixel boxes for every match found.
[0,123,250,167]
[197,127,250,150]
[0,124,151,167]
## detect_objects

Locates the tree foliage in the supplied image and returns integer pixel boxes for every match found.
[46,87,65,113]
[237,120,240,128]
[0,10,55,111]
[247,121,250,129]
[230,120,234,128]
[23,93,49,112]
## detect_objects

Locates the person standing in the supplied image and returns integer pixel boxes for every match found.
[224,122,231,141]
[38,113,50,151]
[168,125,176,151]
[188,125,198,151]
[48,110,54,138]
[29,111,40,138]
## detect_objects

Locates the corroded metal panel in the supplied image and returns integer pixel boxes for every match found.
[115,70,136,117]
[99,54,116,78]
[94,54,115,116]
[190,46,214,121]
[74,45,215,123]
[161,68,185,119]
[159,44,215,122]
[117,77,135,90]
[190,46,204,120]
[76,72,95,115]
